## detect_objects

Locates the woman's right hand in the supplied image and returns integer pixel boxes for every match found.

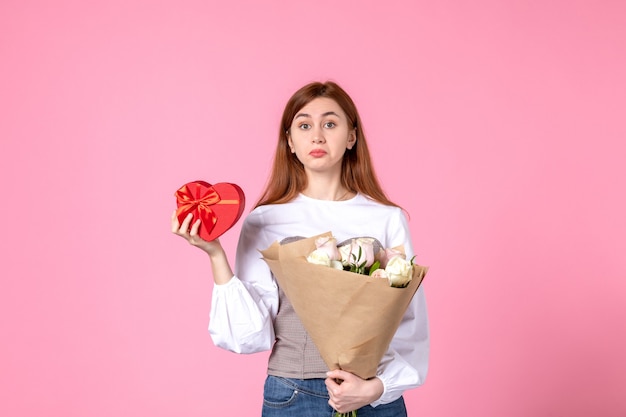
[171,211,235,285]
[171,211,223,256]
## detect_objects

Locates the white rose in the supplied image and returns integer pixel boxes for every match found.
[338,244,352,267]
[339,238,376,270]
[353,238,376,268]
[306,249,331,267]
[314,236,341,261]
[378,247,406,269]
[385,255,413,287]
[370,268,389,279]
[330,260,344,270]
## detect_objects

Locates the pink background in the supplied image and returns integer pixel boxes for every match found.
[2,1,625,416]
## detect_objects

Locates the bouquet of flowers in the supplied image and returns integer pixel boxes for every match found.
[260,232,428,381]
[306,235,417,288]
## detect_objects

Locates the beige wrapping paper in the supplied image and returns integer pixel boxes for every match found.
[260,232,428,379]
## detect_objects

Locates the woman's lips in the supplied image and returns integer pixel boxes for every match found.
[309,149,327,157]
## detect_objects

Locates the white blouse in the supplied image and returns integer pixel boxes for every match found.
[209,193,429,407]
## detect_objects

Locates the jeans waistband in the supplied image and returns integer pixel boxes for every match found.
[269,376,329,399]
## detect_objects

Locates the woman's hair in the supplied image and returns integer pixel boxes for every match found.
[254,81,398,208]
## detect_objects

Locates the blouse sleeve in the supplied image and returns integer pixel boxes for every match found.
[371,209,430,407]
[207,215,278,354]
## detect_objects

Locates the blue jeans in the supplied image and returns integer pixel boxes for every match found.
[262,376,407,417]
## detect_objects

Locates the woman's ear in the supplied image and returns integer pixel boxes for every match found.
[347,129,357,150]
[287,135,295,153]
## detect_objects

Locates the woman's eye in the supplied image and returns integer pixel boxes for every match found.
[324,122,336,129]
[299,123,311,130]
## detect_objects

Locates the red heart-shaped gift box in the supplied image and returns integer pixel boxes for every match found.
[175,181,245,241]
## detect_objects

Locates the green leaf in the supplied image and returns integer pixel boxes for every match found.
[369,261,380,275]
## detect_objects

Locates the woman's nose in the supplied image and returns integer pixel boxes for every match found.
[312,128,325,143]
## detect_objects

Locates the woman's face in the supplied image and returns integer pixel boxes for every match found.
[287,97,356,177]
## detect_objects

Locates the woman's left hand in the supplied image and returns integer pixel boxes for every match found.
[325,369,384,414]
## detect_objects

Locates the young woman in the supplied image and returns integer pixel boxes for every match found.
[172,81,429,416]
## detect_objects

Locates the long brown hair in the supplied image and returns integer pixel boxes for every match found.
[255,81,398,209]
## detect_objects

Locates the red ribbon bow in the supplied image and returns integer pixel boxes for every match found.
[175,182,222,235]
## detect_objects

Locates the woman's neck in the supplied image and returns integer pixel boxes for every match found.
[301,175,354,201]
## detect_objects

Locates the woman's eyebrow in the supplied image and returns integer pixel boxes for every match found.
[294,111,341,119]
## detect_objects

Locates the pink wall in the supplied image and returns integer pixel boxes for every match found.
[2,1,625,416]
